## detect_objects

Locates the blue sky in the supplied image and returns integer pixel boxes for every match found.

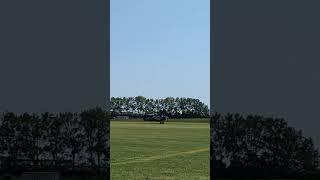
[111,0,210,105]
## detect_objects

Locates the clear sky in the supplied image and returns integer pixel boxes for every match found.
[111,0,210,106]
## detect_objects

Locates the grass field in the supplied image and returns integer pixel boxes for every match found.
[110,119,209,180]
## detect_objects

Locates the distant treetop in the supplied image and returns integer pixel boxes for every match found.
[110,96,209,118]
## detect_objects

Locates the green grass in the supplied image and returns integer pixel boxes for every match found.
[111,119,210,180]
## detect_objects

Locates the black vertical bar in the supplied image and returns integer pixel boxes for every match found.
[106,0,110,111]
[105,0,110,179]
[210,0,217,179]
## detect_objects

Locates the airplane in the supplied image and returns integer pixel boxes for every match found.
[143,113,168,124]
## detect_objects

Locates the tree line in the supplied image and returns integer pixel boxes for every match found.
[110,96,209,118]
[2,104,319,177]
[0,108,109,173]
[211,112,320,178]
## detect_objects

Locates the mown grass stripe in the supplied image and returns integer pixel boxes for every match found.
[112,148,209,166]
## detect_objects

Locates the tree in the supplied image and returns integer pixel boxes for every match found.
[110,96,209,119]
[211,112,320,177]
[0,108,110,173]
[0,112,19,167]
[60,112,82,167]
[43,113,64,163]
